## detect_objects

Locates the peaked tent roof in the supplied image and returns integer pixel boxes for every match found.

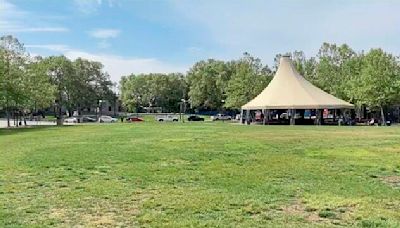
[242,56,354,110]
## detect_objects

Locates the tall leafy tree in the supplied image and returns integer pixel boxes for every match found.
[24,57,56,113]
[315,43,357,100]
[187,59,231,110]
[0,35,27,127]
[120,73,187,112]
[225,53,272,109]
[42,56,76,125]
[354,49,400,124]
[73,58,115,114]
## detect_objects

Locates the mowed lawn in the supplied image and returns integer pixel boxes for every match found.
[1,123,400,227]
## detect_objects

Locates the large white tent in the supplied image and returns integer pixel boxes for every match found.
[241,56,354,124]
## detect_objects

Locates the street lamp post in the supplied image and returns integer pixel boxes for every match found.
[136,95,141,118]
[180,99,187,123]
[99,99,103,118]
[221,99,225,123]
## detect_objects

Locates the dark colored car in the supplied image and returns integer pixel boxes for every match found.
[126,116,144,122]
[188,115,204,121]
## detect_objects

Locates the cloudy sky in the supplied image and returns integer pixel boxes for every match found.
[1,0,399,82]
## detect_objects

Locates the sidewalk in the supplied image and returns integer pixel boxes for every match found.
[0,119,56,128]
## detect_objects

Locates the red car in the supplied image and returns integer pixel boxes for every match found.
[126,116,144,122]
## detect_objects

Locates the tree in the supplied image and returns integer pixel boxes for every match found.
[146,73,187,112]
[314,43,357,100]
[187,59,231,110]
[0,35,27,127]
[42,56,76,125]
[23,57,56,114]
[73,58,115,115]
[120,73,187,113]
[274,51,318,84]
[225,53,272,109]
[354,49,400,124]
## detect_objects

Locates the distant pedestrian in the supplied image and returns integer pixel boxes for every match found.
[120,117,124,123]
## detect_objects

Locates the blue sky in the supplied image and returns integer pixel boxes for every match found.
[1,0,400,82]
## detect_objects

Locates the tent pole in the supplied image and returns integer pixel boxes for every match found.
[262,109,266,125]
[240,109,244,124]
[319,109,323,125]
[246,109,250,125]
[333,109,336,122]
[290,109,295,126]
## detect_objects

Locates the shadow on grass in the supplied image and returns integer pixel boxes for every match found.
[0,125,73,136]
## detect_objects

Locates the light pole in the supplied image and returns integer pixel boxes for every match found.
[99,99,103,118]
[114,93,118,117]
[180,99,187,123]
[136,95,141,118]
[221,99,225,123]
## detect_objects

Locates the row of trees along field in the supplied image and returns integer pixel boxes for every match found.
[120,46,400,123]
[2,34,400,125]
[290,43,400,123]
[0,35,115,127]
[120,53,273,113]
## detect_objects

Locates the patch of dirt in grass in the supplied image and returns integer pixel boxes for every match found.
[281,200,356,225]
[282,200,325,223]
[45,189,155,226]
[83,213,115,226]
[49,208,67,220]
[381,176,400,188]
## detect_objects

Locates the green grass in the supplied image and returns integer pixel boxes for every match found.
[1,123,400,227]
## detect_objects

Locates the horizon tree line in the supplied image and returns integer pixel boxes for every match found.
[0,35,115,127]
[2,35,400,126]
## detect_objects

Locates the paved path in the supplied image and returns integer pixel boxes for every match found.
[0,119,56,128]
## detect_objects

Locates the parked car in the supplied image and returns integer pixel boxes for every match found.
[126,116,144,122]
[188,115,204,121]
[82,116,96,122]
[156,115,179,122]
[211,114,231,121]
[98,115,117,123]
[64,117,78,123]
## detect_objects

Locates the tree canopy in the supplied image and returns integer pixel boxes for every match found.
[120,73,187,113]
[0,35,115,126]
[2,34,400,126]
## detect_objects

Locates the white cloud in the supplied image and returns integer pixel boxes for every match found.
[89,29,120,39]
[2,27,69,33]
[25,44,187,83]
[65,50,187,82]
[88,28,121,49]
[73,0,117,14]
[0,0,69,33]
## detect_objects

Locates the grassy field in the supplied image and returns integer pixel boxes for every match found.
[1,122,400,227]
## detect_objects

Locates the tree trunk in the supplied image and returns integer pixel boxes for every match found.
[5,96,10,127]
[15,111,18,127]
[57,105,63,126]
[380,106,386,126]
[23,111,27,126]
[56,94,64,126]
[6,107,10,128]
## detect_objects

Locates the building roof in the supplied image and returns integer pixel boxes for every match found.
[242,56,354,110]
